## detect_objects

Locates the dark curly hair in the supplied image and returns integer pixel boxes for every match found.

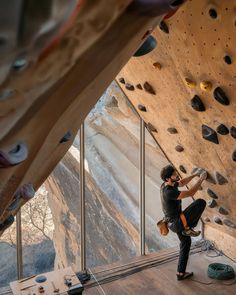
[160,165,175,181]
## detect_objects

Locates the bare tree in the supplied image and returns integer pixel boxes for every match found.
[0,185,54,246]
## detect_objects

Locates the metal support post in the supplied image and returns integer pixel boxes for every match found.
[16,210,23,279]
[80,123,86,271]
[140,118,145,255]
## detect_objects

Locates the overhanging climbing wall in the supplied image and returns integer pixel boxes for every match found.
[117,0,236,259]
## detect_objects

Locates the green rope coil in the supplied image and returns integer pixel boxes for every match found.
[208,263,235,280]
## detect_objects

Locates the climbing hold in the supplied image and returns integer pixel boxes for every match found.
[191,95,205,112]
[223,219,236,229]
[153,62,162,70]
[20,184,35,200]
[224,55,232,65]
[60,131,72,143]
[207,188,218,199]
[147,122,157,133]
[215,172,228,185]
[138,104,147,112]
[175,145,184,152]
[204,217,210,222]
[232,150,236,162]
[125,83,135,91]
[207,199,217,208]
[0,215,15,231]
[119,77,125,84]
[213,87,230,106]
[0,89,15,101]
[209,8,217,19]
[136,84,143,90]
[219,207,229,215]
[179,165,187,174]
[143,82,156,95]
[7,183,35,211]
[167,127,178,134]
[7,195,21,211]
[191,167,216,184]
[0,143,28,168]
[159,21,169,34]
[134,35,157,56]
[230,126,236,139]
[184,78,196,88]
[12,57,28,71]
[35,276,47,283]
[216,124,229,135]
[200,81,212,92]
[213,217,222,225]
[202,125,219,144]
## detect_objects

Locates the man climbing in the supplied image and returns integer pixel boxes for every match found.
[160,165,207,281]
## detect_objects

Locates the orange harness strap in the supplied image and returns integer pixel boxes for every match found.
[180,213,188,229]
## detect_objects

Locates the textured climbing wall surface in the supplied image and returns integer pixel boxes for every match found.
[117,0,236,259]
[0,1,185,235]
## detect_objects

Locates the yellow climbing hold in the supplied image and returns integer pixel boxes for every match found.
[153,62,162,70]
[200,81,212,92]
[184,78,196,88]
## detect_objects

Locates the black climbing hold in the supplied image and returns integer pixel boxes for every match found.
[7,195,21,211]
[0,215,14,231]
[167,127,178,134]
[136,84,143,90]
[60,131,72,143]
[216,124,229,135]
[119,77,125,84]
[224,55,232,65]
[138,104,147,112]
[159,21,169,34]
[179,165,187,174]
[134,35,157,57]
[175,145,184,152]
[215,172,228,185]
[207,188,218,199]
[147,122,157,132]
[207,199,217,208]
[143,82,156,95]
[230,126,236,139]
[213,216,222,225]
[232,150,236,162]
[209,8,217,19]
[125,83,135,91]
[223,219,236,229]
[213,87,230,106]
[202,125,219,144]
[219,207,229,215]
[191,95,205,112]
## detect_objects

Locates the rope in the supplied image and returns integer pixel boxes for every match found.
[208,263,235,280]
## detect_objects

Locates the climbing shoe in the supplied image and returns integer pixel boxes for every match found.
[182,228,201,237]
[176,272,194,281]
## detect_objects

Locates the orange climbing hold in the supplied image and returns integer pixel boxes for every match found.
[200,81,212,92]
[184,78,196,88]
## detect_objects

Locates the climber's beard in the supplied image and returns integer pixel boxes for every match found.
[170,175,180,184]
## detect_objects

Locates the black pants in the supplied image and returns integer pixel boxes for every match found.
[168,198,206,273]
